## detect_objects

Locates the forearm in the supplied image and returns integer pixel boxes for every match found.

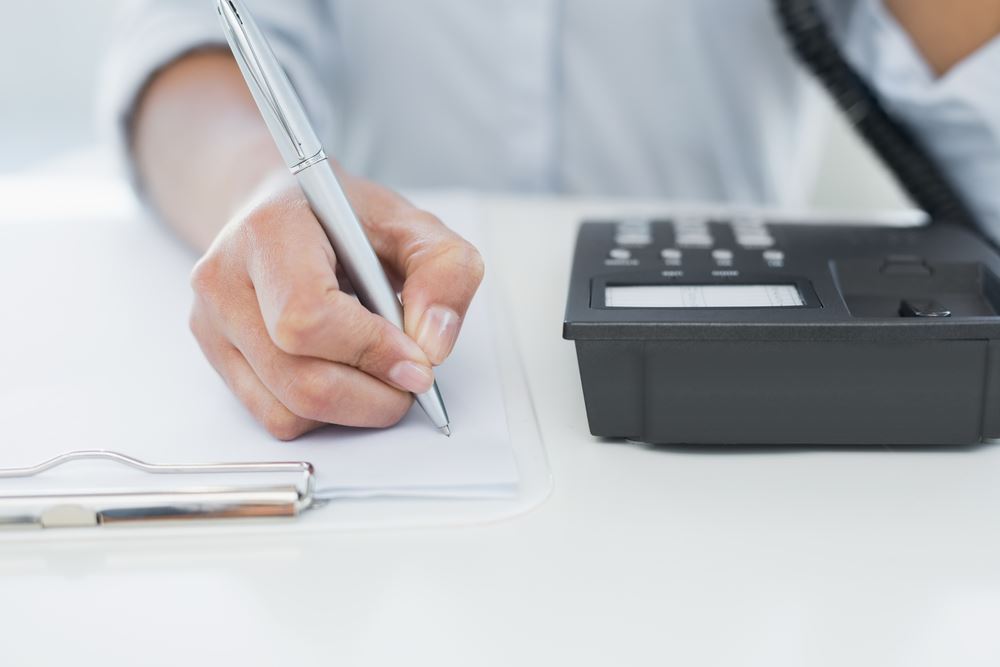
[885,0,1000,76]
[132,51,286,252]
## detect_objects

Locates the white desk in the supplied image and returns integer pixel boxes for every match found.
[2,165,1000,666]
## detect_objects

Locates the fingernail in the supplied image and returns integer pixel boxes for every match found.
[416,306,460,365]
[388,360,435,394]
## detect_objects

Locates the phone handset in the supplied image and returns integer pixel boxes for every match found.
[774,0,979,231]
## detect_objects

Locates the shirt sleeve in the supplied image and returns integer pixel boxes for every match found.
[97,0,335,181]
[839,0,1000,242]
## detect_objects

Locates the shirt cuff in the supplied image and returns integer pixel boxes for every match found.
[98,4,333,196]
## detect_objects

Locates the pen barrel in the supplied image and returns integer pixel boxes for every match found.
[295,161,450,430]
[296,161,405,328]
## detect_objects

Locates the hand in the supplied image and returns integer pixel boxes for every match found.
[188,168,484,440]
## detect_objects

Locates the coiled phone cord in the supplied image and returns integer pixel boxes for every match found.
[773,0,981,232]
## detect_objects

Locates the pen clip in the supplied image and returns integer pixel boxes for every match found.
[217,0,325,171]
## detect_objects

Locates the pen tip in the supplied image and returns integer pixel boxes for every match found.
[440,425,452,437]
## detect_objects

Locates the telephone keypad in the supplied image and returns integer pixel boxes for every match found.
[611,218,784,271]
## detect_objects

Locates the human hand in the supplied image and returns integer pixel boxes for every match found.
[188,168,484,439]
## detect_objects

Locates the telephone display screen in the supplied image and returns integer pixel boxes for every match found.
[604,284,805,308]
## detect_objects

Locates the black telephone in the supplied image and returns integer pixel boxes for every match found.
[562,2,1000,446]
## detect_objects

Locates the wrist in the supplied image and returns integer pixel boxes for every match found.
[217,135,290,223]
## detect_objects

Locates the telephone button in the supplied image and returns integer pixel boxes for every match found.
[712,249,734,266]
[660,248,683,265]
[763,250,785,267]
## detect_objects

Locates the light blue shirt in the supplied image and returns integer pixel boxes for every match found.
[102,0,1000,239]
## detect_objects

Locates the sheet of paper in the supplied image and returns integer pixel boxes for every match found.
[0,195,518,499]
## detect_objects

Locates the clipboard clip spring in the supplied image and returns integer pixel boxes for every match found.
[0,450,316,530]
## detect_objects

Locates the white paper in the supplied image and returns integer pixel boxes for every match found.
[0,196,518,499]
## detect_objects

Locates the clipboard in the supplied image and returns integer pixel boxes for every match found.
[0,191,552,536]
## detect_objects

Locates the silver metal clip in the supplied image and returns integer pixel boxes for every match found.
[0,450,316,530]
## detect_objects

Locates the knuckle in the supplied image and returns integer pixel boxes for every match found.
[272,296,325,355]
[241,206,277,239]
[399,211,446,254]
[459,243,486,285]
[439,239,484,285]
[240,194,309,241]
[260,407,307,441]
[189,254,223,297]
[283,367,338,419]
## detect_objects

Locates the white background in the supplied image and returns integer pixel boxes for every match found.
[0,0,908,210]
[0,1,119,169]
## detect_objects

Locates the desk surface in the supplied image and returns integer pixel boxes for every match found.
[2,174,1000,667]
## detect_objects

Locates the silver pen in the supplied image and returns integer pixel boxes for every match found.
[217,0,450,435]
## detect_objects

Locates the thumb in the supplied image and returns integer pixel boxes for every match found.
[335,171,485,365]
[396,210,485,365]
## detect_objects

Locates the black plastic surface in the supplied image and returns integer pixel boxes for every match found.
[563,219,1000,444]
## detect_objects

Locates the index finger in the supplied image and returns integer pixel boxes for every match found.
[240,198,435,394]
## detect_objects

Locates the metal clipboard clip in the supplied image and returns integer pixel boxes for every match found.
[0,450,316,530]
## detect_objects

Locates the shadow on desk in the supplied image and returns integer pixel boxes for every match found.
[608,439,1000,455]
